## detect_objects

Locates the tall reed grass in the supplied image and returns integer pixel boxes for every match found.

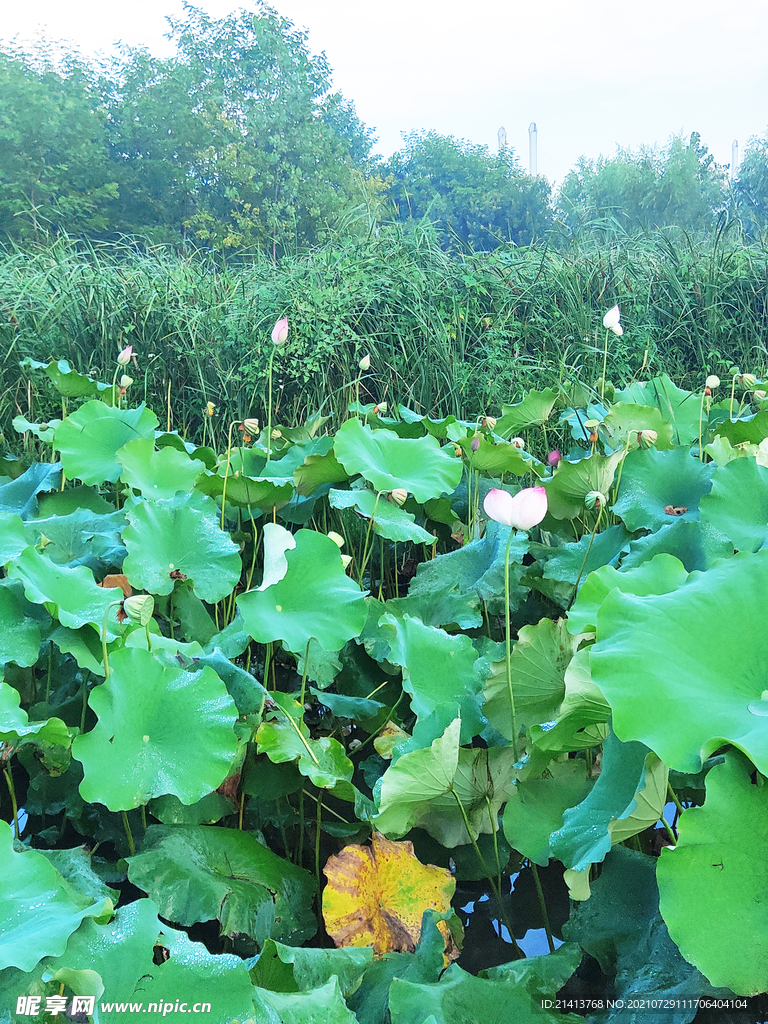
[1,229,766,446]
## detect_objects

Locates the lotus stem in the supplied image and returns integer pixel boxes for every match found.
[266,345,276,462]
[102,601,122,678]
[220,420,236,530]
[504,529,519,761]
[529,861,555,953]
[4,766,20,839]
[569,503,604,608]
[121,810,136,856]
[600,328,610,405]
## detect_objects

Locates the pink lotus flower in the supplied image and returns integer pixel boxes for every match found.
[547,449,562,466]
[117,345,133,366]
[271,317,289,346]
[484,486,547,531]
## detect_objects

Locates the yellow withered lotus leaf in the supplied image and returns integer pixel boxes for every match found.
[322,832,455,955]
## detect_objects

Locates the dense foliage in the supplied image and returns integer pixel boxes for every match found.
[3,345,768,1021]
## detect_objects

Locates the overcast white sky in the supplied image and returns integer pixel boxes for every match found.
[3,0,767,184]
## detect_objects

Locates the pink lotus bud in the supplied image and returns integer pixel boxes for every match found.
[602,305,621,330]
[483,486,548,531]
[271,317,289,346]
[547,449,562,466]
[471,436,480,452]
[117,345,133,366]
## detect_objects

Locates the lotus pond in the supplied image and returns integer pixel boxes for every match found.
[2,357,768,1023]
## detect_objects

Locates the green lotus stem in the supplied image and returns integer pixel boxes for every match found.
[729,375,737,421]
[121,810,136,856]
[220,420,236,530]
[302,789,351,824]
[568,504,604,609]
[698,389,707,461]
[449,787,524,958]
[315,794,323,916]
[299,639,311,710]
[667,781,685,818]
[297,789,305,866]
[4,766,20,840]
[266,345,277,462]
[660,816,677,844]
[80,671,90,733]
[503,528,519,761]
[279,704,320,767]
[45,641,53,714]
[485,794,503,897]
[102,601,122,678]
[529,861,555,953]
[600,328,610,405]
[357,492,381,586]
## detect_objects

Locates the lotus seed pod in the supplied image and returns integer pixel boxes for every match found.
[482,416,497,430]
[123,594,155,627]
[471,436,480,452]
[372,402,387,415]
[340,553,353,570]
[389,488,408,507]
[327,531,345,549]
[510,437,526,450]
[741,373,757,388]
[119,375,134,388]
[206,401,215,416]
[453,444,463,457]
[358,354,371,371]
[585,490,606,510]
[706,375,720,389]
[637,429,658,449]
[242,417,260,435]
[117,345,133,366]
[754,390,767,401]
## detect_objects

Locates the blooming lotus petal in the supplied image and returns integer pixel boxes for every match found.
[271,317,289,345]
[611,324,624,337]
[602,305,621,330]
[483,486,547,531]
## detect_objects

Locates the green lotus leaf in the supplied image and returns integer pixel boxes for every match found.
[407,521,529,616]
[237,529,367,654]
[36,484,114,517]
[698,456,768,553]
[379,612,487,751]
[599,402,675,450]
[503,759,592,866]
[28,358,111,398]
[616,374,701,445]
[541,524,632,584]
[0,682,70,748]
[658,753,768,995]
[252,978,358,1024]
[528,647,611,753]
[591,549,768,775]
[559,400,608,442]
[26,508,126,572]
[12,413,61,444]
[483,617,585,741]
[0,462,61,519]
[567,552,688,635]
[565,846,727,1018]
[0,820,107,972]
[384,588,482,631]
[612,447,714,532]
[48,623,110,675]
[39,846,120,909]
[256,691,354,789]
[333,418,462,502]
[389,951,582,1024]
[294,641,342,688]
[7,546,120,638]
[73,646,238,810]
[550,731,666,872]
[54,401,158,484]
[117,437,206,499]
[713,406,768,446]
[122,492,241,602]
[127,824,316,945]
[456,435,544,477]
[50,898,257,1023]
[0,512,29,564]
[620,518,733,573]
[495,388,558,436]
[330,487,434,544]
[148,791,235,825]
[250,938,372,995]
[543,449,625,520]
[0,578,42,667]
[293,447,349,496]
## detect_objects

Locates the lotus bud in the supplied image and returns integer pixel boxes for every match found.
[471,436,480,452]
[730,366,740,377]
[741,373,757,388]
[483,486,548,531]
[388,488,408,507]
[510,437,526,450]
[481,416,497,430]
[610,324,624,337]
[585,490,606,510]
[123,594,154,627]
[547,449,562,466]
[358,354,371,371]
[271,428,282,439]
[340,553,353,570]
[637,429,658,449]
[37,534,52,551]
[242,417,260,435]
[602,305,621,330]
[327,531,345,548]
[206,401,216,416]
[271,317,289,346]
[117,345,133,366]
[706,375,720,389]
[119,375,133,389]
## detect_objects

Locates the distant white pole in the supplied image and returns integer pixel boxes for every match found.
[498,126,507,152]
[528,122,538,175]
[731,139,739,181]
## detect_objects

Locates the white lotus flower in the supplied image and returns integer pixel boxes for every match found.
[602,305,621,330]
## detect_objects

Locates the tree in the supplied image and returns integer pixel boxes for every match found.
[383,132,552,250]
[735,130,768,238]
[556,133,729,238]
